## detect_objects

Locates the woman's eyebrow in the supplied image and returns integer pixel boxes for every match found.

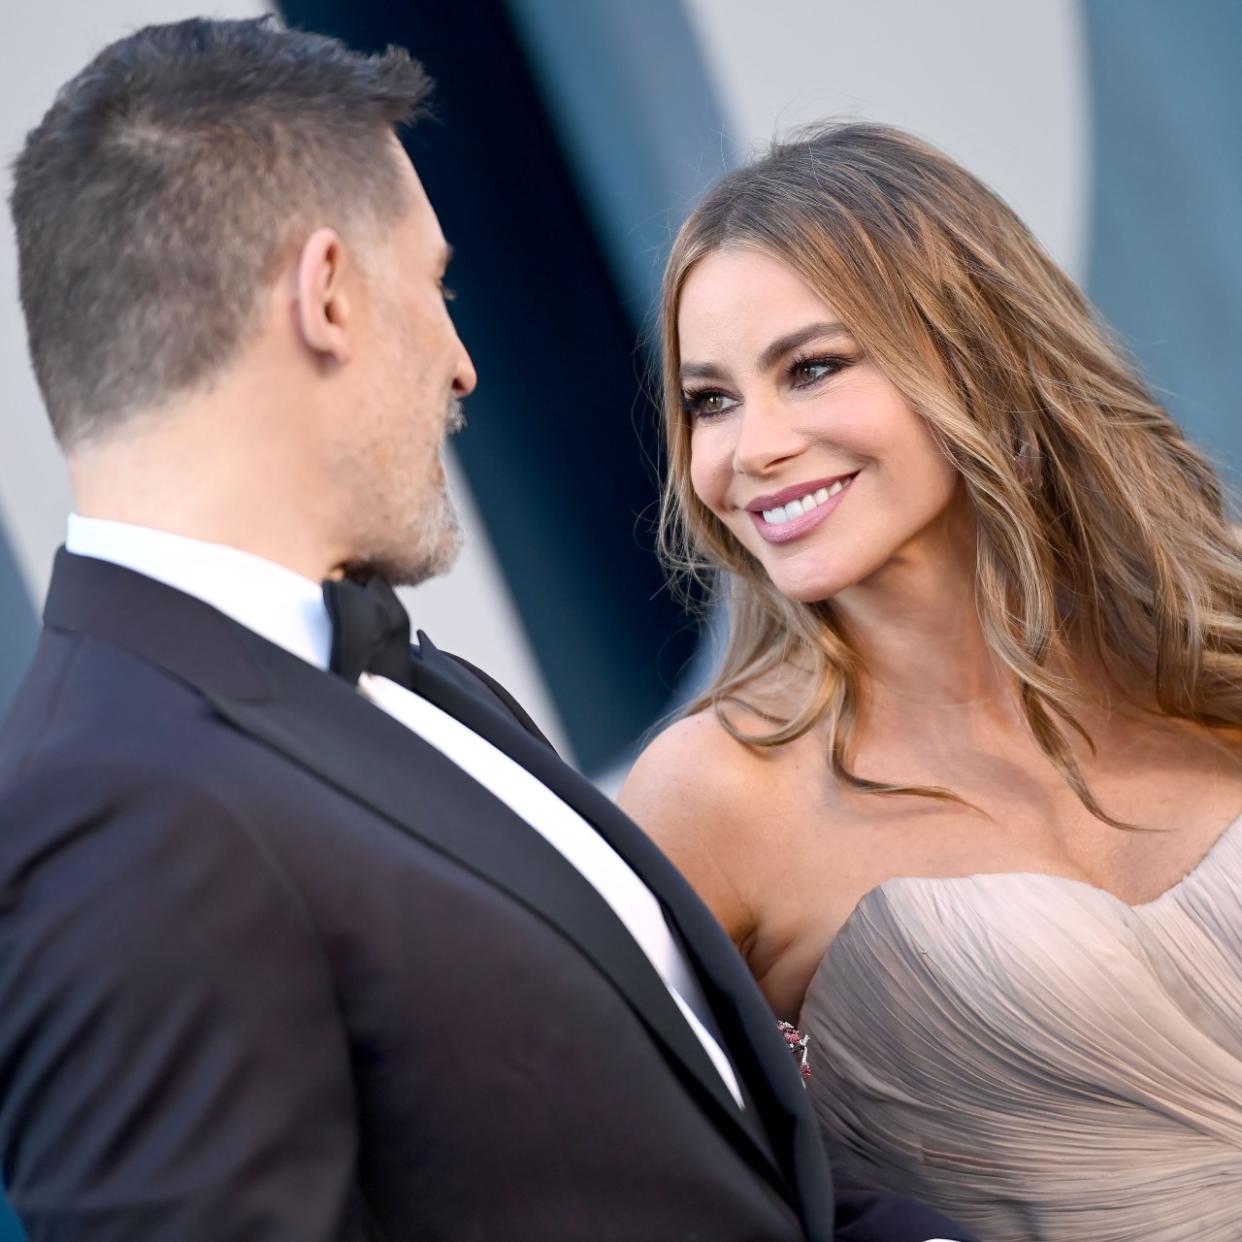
[679,361,729,383]
[679,321,851,385]
[756,321,850,373]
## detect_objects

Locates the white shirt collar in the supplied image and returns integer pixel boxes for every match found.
[65,514,333,670]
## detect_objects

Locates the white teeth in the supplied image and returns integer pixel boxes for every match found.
[759,475,853,525]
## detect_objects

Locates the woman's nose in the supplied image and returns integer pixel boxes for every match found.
[731,400,803,476]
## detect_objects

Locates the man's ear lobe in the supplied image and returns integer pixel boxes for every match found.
[294,227,351,364]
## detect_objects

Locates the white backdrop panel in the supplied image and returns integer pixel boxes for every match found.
[682,0,1090,280]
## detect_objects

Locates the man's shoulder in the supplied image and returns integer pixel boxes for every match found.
[0,635,331,940]
[0,624,294,830]
[4,624,220,757]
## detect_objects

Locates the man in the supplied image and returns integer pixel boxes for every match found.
[0,18,972,1241]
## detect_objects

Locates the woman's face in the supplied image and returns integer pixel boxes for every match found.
[678,247,962,604]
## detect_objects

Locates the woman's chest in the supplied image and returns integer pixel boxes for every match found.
[749,730,1242,1015]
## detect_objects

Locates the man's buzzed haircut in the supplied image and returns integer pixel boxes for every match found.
[9,17,432,448]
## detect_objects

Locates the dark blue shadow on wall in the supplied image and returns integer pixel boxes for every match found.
[276,0,704,776]
[0,1192,23,1242]
[1085,0,1242,490]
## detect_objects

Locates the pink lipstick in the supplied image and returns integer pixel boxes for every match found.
[746,471,859,545]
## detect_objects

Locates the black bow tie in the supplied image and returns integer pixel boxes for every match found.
[322,574,415,690]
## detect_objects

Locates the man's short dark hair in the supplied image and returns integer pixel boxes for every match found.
[10,17,432,447]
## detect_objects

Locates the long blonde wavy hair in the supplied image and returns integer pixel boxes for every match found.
[658,122,1242,821]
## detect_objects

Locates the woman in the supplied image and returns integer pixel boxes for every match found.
[620,122,1242,1241]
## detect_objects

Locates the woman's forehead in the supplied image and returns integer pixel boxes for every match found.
[678,250,844,355]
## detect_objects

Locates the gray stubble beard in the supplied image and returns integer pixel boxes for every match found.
[380,474,462,589]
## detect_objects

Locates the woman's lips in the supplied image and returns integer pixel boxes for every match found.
[748,472,858,544]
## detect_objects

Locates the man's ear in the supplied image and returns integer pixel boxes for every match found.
[294,227,351,365]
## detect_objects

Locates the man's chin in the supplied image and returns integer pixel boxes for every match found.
[396,544,460,590]
[372,521,462,590]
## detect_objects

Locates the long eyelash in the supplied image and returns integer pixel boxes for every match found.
[440,284,457,302]
[681,352,852,418]
[789,350,849,372]
[680,387,727,419]
[787,351,851,384]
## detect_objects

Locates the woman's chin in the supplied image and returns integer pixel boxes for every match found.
[772,573,849,607]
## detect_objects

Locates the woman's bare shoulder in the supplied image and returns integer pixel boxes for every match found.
[619,705,803,943]
[621,708,779,828]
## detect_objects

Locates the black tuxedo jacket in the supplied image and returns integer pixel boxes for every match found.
[0,551,973,1242]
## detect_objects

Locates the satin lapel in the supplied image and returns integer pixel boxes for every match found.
[205,628,780,1182]
[409,634,831,1223]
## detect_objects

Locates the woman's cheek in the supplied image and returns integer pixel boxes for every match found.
[688,436,727,515]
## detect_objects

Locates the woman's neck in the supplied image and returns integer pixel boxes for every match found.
[826,531,1128,740]
[830,516,1013,710]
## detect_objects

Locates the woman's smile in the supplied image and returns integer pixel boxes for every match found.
[746,471,860,544]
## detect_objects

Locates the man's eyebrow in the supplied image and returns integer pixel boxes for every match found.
[756,321,851,373]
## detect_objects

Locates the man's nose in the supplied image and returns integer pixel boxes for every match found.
[453,336,477,398]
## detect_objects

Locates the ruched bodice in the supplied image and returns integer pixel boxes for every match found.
[800,816,1242,1241]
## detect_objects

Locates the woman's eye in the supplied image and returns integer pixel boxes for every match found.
[683,390,739,421]
[790,356,847,387]
[439,283,457,302]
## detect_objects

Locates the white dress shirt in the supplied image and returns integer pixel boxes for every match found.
[65,514,744,1109]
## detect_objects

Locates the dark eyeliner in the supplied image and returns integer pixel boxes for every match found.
[681,387,732,420]
[787,351,852,388]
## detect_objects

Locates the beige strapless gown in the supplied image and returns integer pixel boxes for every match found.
[799,816,1242,1241]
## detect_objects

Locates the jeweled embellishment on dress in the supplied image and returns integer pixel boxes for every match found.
[777,1020,812,1083]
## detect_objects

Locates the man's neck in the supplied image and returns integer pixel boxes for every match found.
[69,421,346,584]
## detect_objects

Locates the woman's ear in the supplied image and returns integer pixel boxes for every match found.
[293,227,351,365]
